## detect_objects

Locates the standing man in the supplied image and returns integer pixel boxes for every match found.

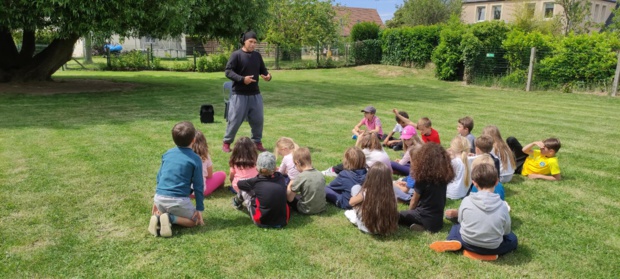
[222,31,272,153]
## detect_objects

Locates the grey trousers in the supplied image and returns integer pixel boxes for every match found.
[224,93,264,143]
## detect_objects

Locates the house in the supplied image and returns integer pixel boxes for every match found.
[334,6,385,37]
[72,35,186,58]
[461,0,616,31]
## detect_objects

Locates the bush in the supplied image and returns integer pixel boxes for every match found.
[502,30,553,71]
[196,52,229,72]
[109,50,149,70]
[381,25,441,67]
[432,19,465,80]
[536,33,620,86]
[350,22,381,41]
[351,39,382,65]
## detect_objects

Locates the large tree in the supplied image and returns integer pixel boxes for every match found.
[0,0,267,82]
[555,0,592,34]
[264,0,339,68]
[386,0,462,28]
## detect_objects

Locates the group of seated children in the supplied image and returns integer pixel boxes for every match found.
[148,108,562,260]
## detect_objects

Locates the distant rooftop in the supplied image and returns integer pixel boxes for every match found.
[334,6,385,37]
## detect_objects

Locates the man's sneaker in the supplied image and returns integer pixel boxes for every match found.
[148,215,160,237]
[255,142,266,152]
[463,250,498,261]
[232,197,243,210]
[409,223,425,232]
[430,241,462,253]
[159,213,172,237]
[321,167,337,177]
[222,142,231,153]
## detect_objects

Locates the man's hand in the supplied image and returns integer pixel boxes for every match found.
[243,75,257,85]
[192,211,204,225]
[260,73,272,81]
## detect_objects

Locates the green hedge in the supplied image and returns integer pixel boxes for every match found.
[432,20,465,80]
[350,22,381,41]
[381,25,441,68]
[351,39,382,65]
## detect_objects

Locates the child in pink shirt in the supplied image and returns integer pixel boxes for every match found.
[352,105,383,139]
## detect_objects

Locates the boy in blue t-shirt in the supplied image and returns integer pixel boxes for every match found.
[148,121,205,237]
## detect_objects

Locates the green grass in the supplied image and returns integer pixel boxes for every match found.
[1,66,619,278]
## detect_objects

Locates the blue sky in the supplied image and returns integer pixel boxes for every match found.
[335,0,405,22]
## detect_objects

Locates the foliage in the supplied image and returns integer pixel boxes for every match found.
[381,25,441,67]
[461,32,483,84]
[195,52,230,72]
[350,22,381,42]
[351,39,382,65]
[502,30,554,71]
[432,17,466,80]
[108,50,149,71]
[537,32,620,87]
[386,0,461,27]
[0,0,268,82]
[555,0,592,34]
[511,2,563,35]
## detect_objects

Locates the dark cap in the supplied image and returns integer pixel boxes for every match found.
[361,106,376,114]
[242,31,257,43]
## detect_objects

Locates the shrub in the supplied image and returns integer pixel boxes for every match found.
[502,30,553,71]
[381,25,441,67]
[351,39,382,65]
[109,50,148,70]
[432,19,465,80]
[350,22,381,41]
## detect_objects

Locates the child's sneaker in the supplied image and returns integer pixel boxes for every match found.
[463,250,498,261]
[409,223,425,232]
[344,210,357,225]
[159,213,172,237]
[148,215,160,237]
[429,241,462,253]
[232,196,243,210]
[321,167,337,177]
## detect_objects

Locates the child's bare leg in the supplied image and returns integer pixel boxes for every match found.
[445,209,458,218]
[174,216,198,228]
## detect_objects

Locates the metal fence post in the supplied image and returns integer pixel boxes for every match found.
[526,47,536,92]
[611,51,620,97]
[193,46,197,72]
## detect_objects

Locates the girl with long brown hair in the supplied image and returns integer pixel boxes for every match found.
[345,162,399,235]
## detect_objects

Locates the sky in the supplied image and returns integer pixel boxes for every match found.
[335,0,405,23]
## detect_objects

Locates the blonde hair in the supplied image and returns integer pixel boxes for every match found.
[448,136,471,188]
[293,147,312,169]
[403,133,423,151]
[471,154,494,169]
[343,147,366,170]
[274,137,299,160]
[192,130,209,161]
[481,125,515,172]
[356,132,382,151]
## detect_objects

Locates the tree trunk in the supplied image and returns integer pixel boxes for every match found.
[0,33,79,83]
[84,33,93,64]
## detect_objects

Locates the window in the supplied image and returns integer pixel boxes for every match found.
[594,4,600,22]
[492,5,502,20]
[544,2,554,18]
[476,6,486,21]
[601,5,607,22]
[526,3,536,17]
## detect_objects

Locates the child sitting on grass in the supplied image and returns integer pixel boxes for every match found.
[383,110,409,151]
[275,137,300,186]
[390,125,422,176]
[398,143,455,233]
[190,130,226,197]
[352,105,383,139]
[457,116,476,154]
[507,137,562,181]
[430,163,517,261]
[345,162,399,235]
[481,125,515,183]
[229,137,259,206]
[392,109,440,144]
[287,147,326,215]
[237,152,290,228]
[148,121,204,238]
[445,136,471,200]
[325,147,367,209]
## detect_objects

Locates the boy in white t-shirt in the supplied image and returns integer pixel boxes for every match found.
[383,111,409,151]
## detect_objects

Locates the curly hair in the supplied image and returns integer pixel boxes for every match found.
[410,143,455,185]
[359,162,399,235]
[229,137,258,169]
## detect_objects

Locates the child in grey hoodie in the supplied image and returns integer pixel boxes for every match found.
[428,163,517,260]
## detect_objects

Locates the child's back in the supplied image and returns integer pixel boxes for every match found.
[238,152,290,228]
[291,168,326,214]
[327,168,367,209]
[459,190,510,249]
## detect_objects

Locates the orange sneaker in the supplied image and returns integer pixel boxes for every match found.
[430,241,462,253]
[463,250,498,261]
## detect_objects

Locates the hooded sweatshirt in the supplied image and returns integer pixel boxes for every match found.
[458,190,511,249]
[326,168,367,209]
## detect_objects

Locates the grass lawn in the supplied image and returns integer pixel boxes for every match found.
[1,66,619,278]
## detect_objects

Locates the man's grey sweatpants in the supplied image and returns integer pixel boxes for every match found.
[224,93,264,144]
